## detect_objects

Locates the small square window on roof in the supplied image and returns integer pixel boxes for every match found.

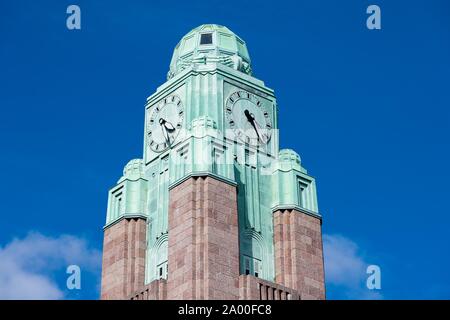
[200,33,213,45]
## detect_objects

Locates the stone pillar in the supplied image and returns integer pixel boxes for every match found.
[167,175,240,299]
[273,209,325,300]
[101,217,147,299]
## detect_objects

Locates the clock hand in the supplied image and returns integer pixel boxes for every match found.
[163,120,175,132]
[244,109,254,122]
[254,119,269,143]
[159,118,175,132]
[244,109,266,143]
[159,118,172,145]
[252,118,269,143]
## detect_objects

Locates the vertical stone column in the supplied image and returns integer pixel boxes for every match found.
[101,217,147,299]
[167,175,240,300]
[273,209,325,300]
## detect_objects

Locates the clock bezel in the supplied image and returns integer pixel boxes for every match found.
[146,94,184,153]
[225,90,272,146]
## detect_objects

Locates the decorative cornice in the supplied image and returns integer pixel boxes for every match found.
[169,171,237,190]
[103,213,147,230]
[146,64,273,107]
[271,204,322,220]
[109,176,148,193]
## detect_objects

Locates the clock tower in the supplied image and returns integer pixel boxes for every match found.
[101,24,325,300]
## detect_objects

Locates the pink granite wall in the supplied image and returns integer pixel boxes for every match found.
[167,176,240,299]
[273,209,325,300]
[101,217,146,300]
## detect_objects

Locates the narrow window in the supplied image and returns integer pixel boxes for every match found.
[298,185,303,207]
[114,196,122,218]
[245,257,250,275]
[298,181,308,208]
[157,261,168,279]
[254,261,260,278]
[200,33,213,45]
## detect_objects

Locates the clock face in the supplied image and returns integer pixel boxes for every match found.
[146,95,184,152]
[225,90,272,146]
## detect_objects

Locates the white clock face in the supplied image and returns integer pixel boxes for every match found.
[146,95,184,152]
[225,90,272,146]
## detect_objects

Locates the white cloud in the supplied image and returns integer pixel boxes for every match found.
[323,234,383,299]
[0,232,101,299]
[0,231,381,299]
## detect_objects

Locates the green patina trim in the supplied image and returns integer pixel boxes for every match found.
[147,64,273,107]
[109,177,149,191]
[271,204,322,220]
[103,213,147,230]
[168,171,238,190]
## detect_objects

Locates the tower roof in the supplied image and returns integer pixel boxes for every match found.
[168,24,252,79]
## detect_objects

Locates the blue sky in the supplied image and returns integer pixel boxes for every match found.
[0,0,449,299]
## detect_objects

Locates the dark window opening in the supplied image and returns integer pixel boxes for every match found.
[245,269,250,275]
[254,272,259,278]
[159,267,163,277]
[200,33,213,45]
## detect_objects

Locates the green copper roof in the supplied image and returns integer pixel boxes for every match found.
[168,24,252,79]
